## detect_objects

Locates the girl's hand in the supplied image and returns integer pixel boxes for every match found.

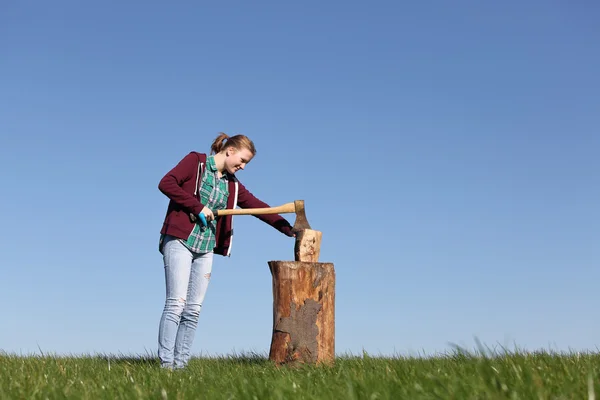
[189,208,214,226]
[200,207,215,222]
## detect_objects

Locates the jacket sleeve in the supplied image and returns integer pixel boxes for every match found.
[237,181,294,237]
[158,152,205,215]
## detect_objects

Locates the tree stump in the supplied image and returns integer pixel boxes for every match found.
[267,229,335,365]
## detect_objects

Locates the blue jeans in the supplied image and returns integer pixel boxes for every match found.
[158,235,213,369]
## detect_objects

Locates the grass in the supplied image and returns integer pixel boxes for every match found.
[1,347,599,399]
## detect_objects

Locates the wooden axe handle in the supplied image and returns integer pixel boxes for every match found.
[216,202,296,216]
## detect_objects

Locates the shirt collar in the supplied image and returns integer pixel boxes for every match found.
[207,156,229,179]
[207,155,218,172]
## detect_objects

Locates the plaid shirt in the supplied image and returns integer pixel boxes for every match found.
[181,156,229,253]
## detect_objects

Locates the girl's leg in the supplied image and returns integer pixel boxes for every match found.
[173,252,214,368]
[157,236,193,368]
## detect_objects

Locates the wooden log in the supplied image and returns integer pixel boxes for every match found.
[267,260,335,365]
[294,229,322,262]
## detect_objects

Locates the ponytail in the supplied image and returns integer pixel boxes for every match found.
[210,132,256,156]
[210,132,229,155]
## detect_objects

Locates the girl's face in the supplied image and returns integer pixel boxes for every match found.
[225,147,254,174]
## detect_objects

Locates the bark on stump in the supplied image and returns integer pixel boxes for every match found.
[267,229,335,365]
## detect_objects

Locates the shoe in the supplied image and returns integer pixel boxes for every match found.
[160,363,174,371]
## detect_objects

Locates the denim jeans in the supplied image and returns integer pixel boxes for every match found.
[158,235,213,369]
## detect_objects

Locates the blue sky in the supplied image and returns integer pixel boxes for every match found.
[1,1,598,357]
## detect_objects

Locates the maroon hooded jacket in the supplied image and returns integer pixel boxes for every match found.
[158,152,294,256]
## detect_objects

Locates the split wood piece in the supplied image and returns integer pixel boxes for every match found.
[294,229,322,262]
[267,261,335,365]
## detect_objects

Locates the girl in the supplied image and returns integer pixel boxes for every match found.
[156,133,294,369]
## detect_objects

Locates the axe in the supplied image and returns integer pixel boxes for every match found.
[191,200,311,232]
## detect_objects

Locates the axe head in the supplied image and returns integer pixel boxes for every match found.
[292,200,311,232]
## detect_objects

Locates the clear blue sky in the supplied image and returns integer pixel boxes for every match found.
[1,1,598,357]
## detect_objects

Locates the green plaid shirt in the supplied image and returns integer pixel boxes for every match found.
[182,156,229,253]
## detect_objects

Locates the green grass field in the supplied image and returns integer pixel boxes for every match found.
[1,348,599,399]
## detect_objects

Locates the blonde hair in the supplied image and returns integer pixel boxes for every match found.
[210,132,256,156]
